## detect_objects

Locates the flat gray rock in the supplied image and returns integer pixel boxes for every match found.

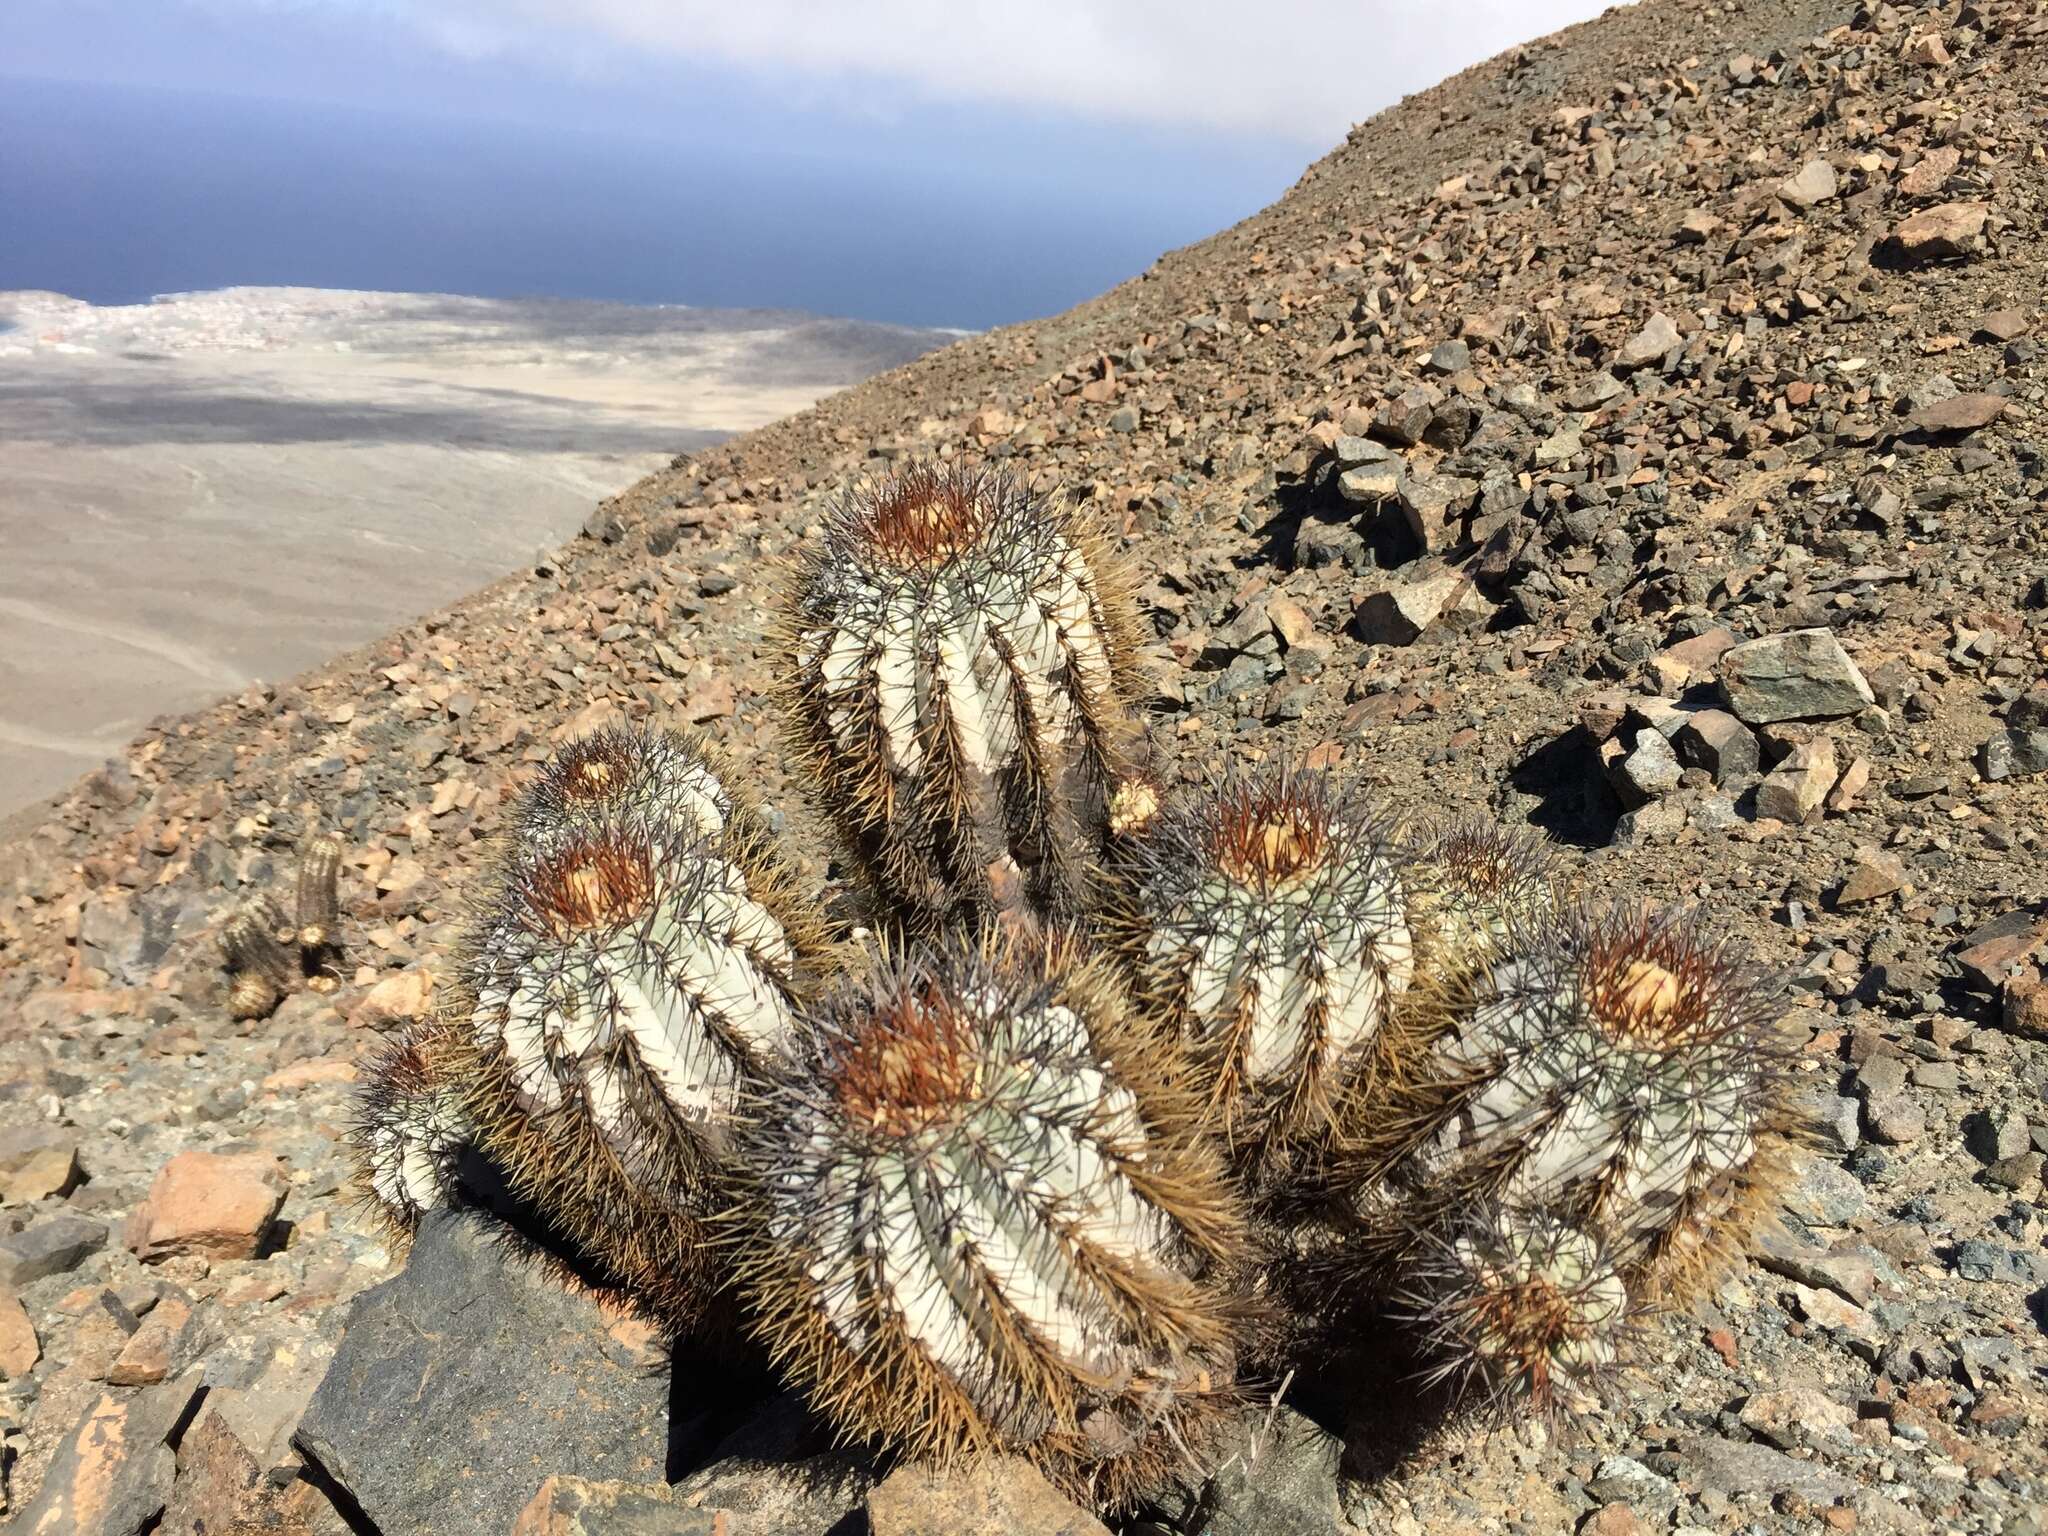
[294,1212,671,1536]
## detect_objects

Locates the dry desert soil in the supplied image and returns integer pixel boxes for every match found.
[0,0,2045,1532]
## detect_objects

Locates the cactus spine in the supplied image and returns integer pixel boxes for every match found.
[1406,1202,1630,1418]
[352,1018,472,1245]
[1118,765,1416,1162]
[447,724,833,1327]
[778,464,1147,928]
[735,938,1245,1507]
[1352,902,1791,1300]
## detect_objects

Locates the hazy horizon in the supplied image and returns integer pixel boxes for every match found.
[0,73,1304,333]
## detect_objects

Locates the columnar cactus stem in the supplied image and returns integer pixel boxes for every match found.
[777,464,1148,928]
[734,937,1246,1507]
[295,832,345,953]
[1116,764,1418,1165]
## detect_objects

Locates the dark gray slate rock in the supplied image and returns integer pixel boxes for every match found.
[1156,1404,1346,1536]
[0,1212,109,1287]
[294,1212,671,1536]
[1718,629,1874,723]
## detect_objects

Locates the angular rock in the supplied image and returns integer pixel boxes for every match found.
[1613,729,1682,806]
[1718,629,1874,723]
[296,1211,672,1536]
[1154,1404,1347,1536]
[1778,158,1838,209]
[1676,1432,1854,1502]
[512,1477,723,1536]
[1837,846,1906,907]
[1910,392,2008,434]
[1355,570,1472,646]
[867,1457,1109,1536]
[125,1150,288,1263]
[0,1125,84,1204]
[1887,201,1989,263]
[0,1211,109,1287]
[1956,909,2048,991]
[1337,460,1402,504]
[671,1394,873,1534]
[1754,738,1837,825]
[1738,1388,1855,1449]
[0,1286,40,1378]
[1674,708,1760,784]
[1615,312,1681,371]
[1371,382,1444,446]
[8,1370,205,1536]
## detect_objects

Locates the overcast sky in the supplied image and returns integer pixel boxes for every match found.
[5,0,1614,326]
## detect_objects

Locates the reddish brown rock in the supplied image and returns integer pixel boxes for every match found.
[867,1457,1110,1536]
[1910,392,2008,434]
[1887,201,1989,263]
[512,1476,725,1536]
[125,1151,288,1264]
[0,1286,40,1378]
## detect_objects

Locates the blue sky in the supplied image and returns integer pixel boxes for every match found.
[4,0,1609,328]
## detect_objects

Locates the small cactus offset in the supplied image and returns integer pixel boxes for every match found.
[776,464,1147,929]
[1349,901,1793,1301]
[1116,763,1417,1165]
[443,727,834,1326]
[1403,1201,1631,1419]
[734,937,1247,1507]
[521,723,741,849]
[1397,816,1559,982]
[294,832,345,953]
[351,1018,472,1246]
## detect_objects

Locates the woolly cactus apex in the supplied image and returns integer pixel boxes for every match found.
[1362,902,1792,1293]
[1120,764,1416,1160]
[523,723,740,849]
[735,938,1246,1508]
[221,897,295,1020]
[777,462,1148,929]
[351,1019,471,1245]
[1406,1202,1631,1418]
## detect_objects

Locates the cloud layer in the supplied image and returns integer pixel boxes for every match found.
[415,0,1612,143]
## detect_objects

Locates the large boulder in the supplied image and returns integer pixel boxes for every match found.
[294,1213,672,1535]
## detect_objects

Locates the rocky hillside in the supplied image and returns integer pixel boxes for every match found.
[1,0,2045,1531]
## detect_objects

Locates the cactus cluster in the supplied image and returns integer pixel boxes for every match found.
[347,462,1796,1507]
[218,832,347,1019]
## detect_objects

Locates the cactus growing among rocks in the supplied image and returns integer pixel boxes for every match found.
[352,1018,472,1245]
[220,896,297,1021]
[776,464,1148,930]
[1347,901,1793,1302]
[734,937,1247,1508]
[431,727,835,1327]
[1115,763,1418,1166]
[1404,1201,1631,1418]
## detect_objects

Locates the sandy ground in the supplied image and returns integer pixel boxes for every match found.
[0,286,948,815]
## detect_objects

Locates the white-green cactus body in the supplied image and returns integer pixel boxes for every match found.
[471,849,799,1150]
[528,725,735,847]
[1129,768,1414,1147]
[775,991,1180,1441]
[783,465,1140,921]
[1415,1202,1629,1415]
[1412,906,1776,1260]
